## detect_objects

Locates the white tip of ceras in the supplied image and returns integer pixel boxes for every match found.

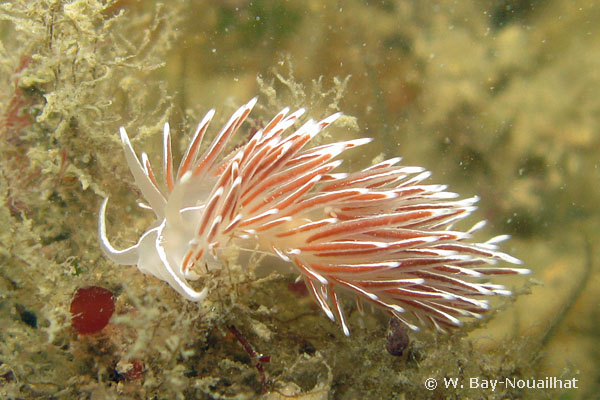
[119,126,131,145]
[345,137,373,149]
[272,245,291,262]
[496,252,524,265]
[409,170,432,182]
[140,152,151,173]
[366,156,403,170]
[318,111,343,127]
[293,108,306,119]
[486,234,511,245]
[278,107,291,117]
[246,96,259,111]
[398,166,425,174]
[179,170,192,184]
[202,108,217,126]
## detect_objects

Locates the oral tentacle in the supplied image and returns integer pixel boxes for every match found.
[119,127,166,217]
[98,198,139,265]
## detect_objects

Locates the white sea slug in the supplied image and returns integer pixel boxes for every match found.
[99,98,529,335]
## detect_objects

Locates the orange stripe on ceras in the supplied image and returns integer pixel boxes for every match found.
[245,138,293,185]
[435,301,485,317]
[432,265,473,275]
[284,190,363,217]
[327,211,364,221]
[237,140,276,188]
[365,162,398,171]
[303,277,332,316]
[448,259,487,269]
[240,132,260,163]
[411,271,486,295]
[283,148,327,167]
[182,247,204,273]
[308,197,387,218]
[210,164,235,203]
[364,229,458,241]
[390,256,467,268]
[181,250,194,273]
[260,128,285,145]
[237,209,277,228]
[342,191,394,202]
[275,219,333,238]
[252,131,314,181]
[206,216,221,243]
[329,283,346,328]
[433,244,494,258]
[249,143,327,191]
[248,161,336,214]
[165,134,174,191]
[400,299,460,326]
[398,249,452,257]
[306,210,433,243]
[232,104,252,132]
[390,187,426,197]
[271,131,315,164]
[394,203,460,212]
[220,181,241,226]
[321,169,403,191]
[178,121,211,179]
[352,280,418,288]
[310,263,392,274]
[209,149,237,177]
[365,178,399,189]
[283,136,360,167]
[311,238,437,257]
[144,158,160,189]
[262,113,302,143]
[193,113,243,177]
[256,175,318,216]
[386,287,449,299]
[262,110,286,135]
[242,152,333,208]
[298,241,385,252]
[473,268,521,275]
[278,124,312,146]
[442,300,488,313]
[362,229,427,239]
[197,189,222,236]
[402,208,466,229]
[253,217,289,232]
[293,256,330,286]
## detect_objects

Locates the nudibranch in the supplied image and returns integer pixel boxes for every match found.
[99,97,529,335]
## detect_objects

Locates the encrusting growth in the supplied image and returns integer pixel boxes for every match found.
[99,98,529,335]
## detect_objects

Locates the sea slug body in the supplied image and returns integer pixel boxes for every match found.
[99,97,529,335]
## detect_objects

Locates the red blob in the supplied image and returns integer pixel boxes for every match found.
[124,359,144,380]
[287,280,308,297]
[70,286,115,335]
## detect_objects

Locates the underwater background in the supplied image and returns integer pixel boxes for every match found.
[0,0,598,399]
